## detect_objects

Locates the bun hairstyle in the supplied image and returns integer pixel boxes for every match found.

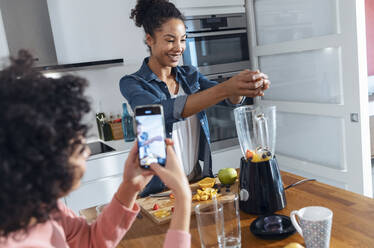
[130,0,184,36]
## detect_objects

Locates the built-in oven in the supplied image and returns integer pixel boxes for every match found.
[183,13,250,76]
[183,13,252,151]
[204,72,253,151]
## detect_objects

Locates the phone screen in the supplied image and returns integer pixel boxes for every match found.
[135,105,166,168]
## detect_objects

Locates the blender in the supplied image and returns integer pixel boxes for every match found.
[234,105,286,214]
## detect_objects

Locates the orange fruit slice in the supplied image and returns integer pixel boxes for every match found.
[198,177,215,189]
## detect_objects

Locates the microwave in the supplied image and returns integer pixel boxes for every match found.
[183,13,250,76]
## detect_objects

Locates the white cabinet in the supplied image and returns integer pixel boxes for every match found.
[65,152,128,214]
[212,146,242,174]
[46,0,147,65]
[248,0,372,196]
[173,0,245,16]
[174,0,244,9]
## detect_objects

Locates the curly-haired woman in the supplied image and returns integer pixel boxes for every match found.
[0,50,191,248]
[120,0,270,196]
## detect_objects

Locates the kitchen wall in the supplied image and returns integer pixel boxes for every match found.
[64,62,146,138]
[0,0,149,139]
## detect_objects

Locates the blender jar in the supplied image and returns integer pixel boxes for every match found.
[234,105,276,163]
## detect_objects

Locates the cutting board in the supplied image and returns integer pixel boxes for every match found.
[136,178,238,224]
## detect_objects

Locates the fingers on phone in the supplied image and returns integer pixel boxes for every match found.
[165,138,174,146]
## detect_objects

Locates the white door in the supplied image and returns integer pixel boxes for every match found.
[246,0,372,196]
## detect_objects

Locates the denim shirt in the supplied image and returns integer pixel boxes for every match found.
[119,58,242,177]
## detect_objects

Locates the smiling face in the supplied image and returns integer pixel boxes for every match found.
[146,18,186,67]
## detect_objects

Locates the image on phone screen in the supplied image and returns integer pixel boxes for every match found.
[135,114,166,168]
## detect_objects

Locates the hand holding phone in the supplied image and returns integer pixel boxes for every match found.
[135,104,167,168]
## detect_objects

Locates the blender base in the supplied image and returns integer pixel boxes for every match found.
[239,156,287,215]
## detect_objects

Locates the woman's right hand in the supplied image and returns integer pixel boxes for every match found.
[149,139,191,232]
[223,69,270,98]
[149,139,191,200]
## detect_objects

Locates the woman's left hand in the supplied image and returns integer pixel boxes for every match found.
[115,142,154,208]
[122,141,154,192]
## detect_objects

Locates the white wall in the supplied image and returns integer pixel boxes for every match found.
[63,63,143,138]
[45,0,149,138]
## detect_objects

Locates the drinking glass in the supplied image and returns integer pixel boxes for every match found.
[195,202,224,248]
[221,193,241,248]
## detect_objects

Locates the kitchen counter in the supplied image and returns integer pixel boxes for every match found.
[81,171,374,247]
[86,138,134,161]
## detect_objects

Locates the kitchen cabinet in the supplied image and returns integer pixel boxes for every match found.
[212,146,242,174]
[370,115,374,157]
[46,0,147,65]
[65,151,128,214]
[172,0,245,16]
[247,0,372,196]
[65,143,241,214]
[173,0,244,9]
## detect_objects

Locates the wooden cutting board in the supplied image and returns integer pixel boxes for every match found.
[136,178,238,225]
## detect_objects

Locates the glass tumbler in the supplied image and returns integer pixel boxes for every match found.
[195,202,225,248]
[221,193,241,248]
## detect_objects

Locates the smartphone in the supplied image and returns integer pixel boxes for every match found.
[134,104,166,168]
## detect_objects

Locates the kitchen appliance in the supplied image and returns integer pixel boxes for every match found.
[183,13,250,76]
[204,72,254,151]
[234,105,286,214]
[87,141,115,156]
[183,13,252,151]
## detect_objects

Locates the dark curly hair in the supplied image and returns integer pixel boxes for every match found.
[0,50,90,238]
[130,0,184,37]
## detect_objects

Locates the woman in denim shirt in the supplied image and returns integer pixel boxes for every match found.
[119,0,270,196]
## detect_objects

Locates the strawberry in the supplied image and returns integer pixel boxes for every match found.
[153,203,159,210]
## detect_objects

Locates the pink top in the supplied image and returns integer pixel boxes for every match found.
[0,197,191,248]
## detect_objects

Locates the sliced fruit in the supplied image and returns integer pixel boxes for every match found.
[284,242,304,248]
[198,177,216,189]
[192,194,201,201]
[152,203,159,210]
[192,187,219,202]
[200,195,209,201]
[245,149,254,160]
[153,209,171,218]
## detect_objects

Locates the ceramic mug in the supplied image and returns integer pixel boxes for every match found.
[290,206,333,248]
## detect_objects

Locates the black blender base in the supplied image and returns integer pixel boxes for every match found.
[239,156,287,215]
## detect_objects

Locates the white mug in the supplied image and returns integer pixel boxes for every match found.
[290,206,333,248]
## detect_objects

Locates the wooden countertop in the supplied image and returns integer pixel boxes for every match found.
[81,171,374,247]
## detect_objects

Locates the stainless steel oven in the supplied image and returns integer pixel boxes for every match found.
[205,72,253,151]
[183,13,250,76]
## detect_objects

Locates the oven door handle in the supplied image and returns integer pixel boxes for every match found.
[187,29,247,38]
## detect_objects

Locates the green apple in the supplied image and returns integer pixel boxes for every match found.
[218,168,238,185]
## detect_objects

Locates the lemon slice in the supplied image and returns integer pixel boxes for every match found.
[198,177,215,189]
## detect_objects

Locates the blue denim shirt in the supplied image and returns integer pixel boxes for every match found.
[119,57,243,178]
